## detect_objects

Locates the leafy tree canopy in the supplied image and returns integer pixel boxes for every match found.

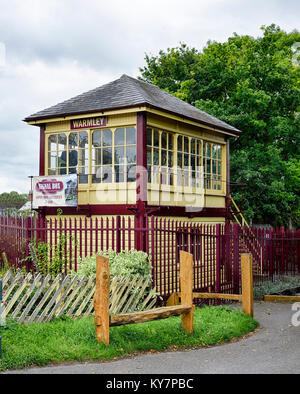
[140,25,300,227]
[0,191,28,210]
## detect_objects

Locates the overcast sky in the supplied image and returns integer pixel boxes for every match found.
[0,0,299,195]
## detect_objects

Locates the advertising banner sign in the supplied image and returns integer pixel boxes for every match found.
[32,174,78,208]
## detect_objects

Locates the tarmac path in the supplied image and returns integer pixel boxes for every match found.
[2,302,300,374]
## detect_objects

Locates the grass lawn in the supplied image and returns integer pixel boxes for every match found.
[0,305,258,372]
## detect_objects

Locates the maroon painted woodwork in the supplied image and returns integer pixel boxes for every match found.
[39,124,46,176]
[135,111,148,251]
[225,137,230,226]
[38,204,226,218]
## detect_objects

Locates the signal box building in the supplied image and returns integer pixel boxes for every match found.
[24,74,241,252]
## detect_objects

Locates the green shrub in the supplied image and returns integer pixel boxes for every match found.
[72,250,152,282]
[254,276,300,300]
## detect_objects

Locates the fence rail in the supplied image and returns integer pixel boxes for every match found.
[1,270,157,324]
[0,214,299,302]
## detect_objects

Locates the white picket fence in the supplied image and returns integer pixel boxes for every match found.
[1,271,158,324]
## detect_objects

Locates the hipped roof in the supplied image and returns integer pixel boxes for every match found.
[24,74,241,135]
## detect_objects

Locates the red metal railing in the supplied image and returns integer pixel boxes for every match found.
[0,215,299,301]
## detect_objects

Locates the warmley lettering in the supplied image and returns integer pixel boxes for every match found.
[71,116,107,130]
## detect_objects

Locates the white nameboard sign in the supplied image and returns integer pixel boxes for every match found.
[32,174,78,208]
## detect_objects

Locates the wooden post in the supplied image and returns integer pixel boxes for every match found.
[94,255,110,345]
[241,253,254,317]
[180,251,194,333]
[166,292,180,306]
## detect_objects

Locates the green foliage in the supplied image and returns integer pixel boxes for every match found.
[0,191,28,210]
[72,249,152,281]
[254,276,300,300]
[31,234,76,278]
[140,24,300,227]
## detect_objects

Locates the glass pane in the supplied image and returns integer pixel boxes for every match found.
[184,154,189,167]
[161,150,167,166]
[177,135,182,152]
[153,130,159,147]
[79,131,88,149]
[168,151,173,167]
[191,139,196,154]
[161,132,167,149]
[147,148,152,165]
[103,129,112,146]
[152,166,159,184]
[58,151,67,168]
[102,166,113,183]
[115,146,125,164]
[48,135,57,151]
[115,165,125,183]
[177,153,182,168]
[218,161,221,175]
[92,167,101,183]
[69,150,78,167]
[127,165,136,182]
[78,149,88,167]
[147,128,152,146]
[207,144,211,158]
[168,134,173,150]
[103,147,112,165]
[48,152,57,169]
[191,155,196,171]
[197,140,201,156]
[92,130,101,147]
[177,168,182,186]
[161,167,167,185]
[126,127,136,145]
[191,171,196,187]
[58,134,67,151]
[69,167,88,184]
[184,169,189,186]
[69,133,78,149]
[115,128,125,146]
[59,167,67,175]
[197,155,202,168]
[212,145,217,159]
[126,145,136,164]
[93,148,101,166]
[153,148,159,165]
[205,174,211,189]
[217,145,221,160]
[212,160,217,174]
[184,137,189,153]
[79,175,88,184]
[206,159,211,174]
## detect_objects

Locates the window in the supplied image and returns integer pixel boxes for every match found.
[203,142,222,190]
[68,131,89,183]
[92,127,136,183]
[147,128,174,185]
[92,129,113,183]
[48,133,67,175]
[177,135,202,187]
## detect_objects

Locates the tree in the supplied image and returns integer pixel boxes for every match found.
[139,25,300,227]
[0,191,28,210]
